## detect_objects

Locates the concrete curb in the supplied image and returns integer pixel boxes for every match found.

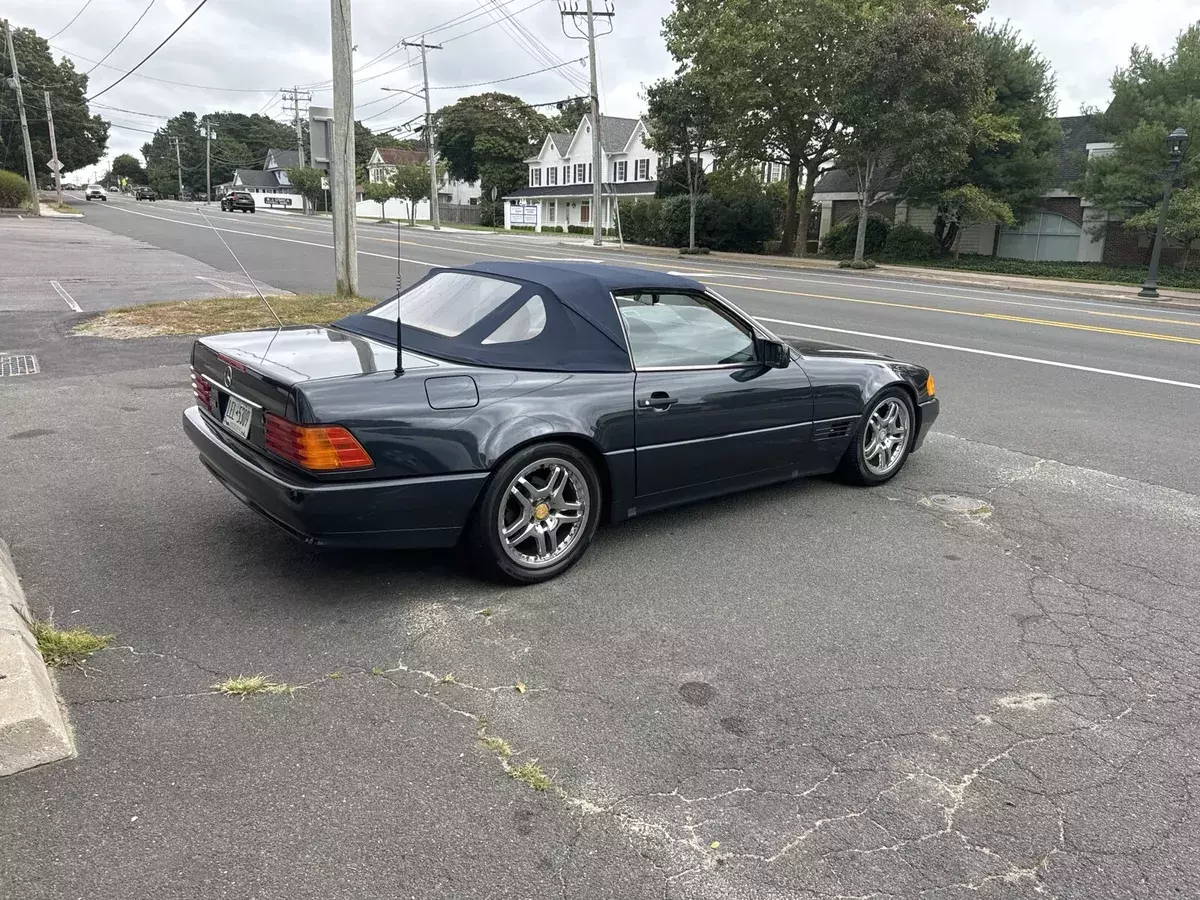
[0,540,74,776]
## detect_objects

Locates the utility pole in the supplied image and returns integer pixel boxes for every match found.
[171,136,183,199]
[330,0,358,295]
[281,86,313,212]
[44,91,63,205]
[201,121,215,204]
[560,1,614,245]
[401,37,443,230]
[3,19,41,215]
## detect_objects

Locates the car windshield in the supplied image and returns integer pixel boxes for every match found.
[367,272,522,336]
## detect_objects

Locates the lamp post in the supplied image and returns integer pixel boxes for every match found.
[1139,126,1190,299]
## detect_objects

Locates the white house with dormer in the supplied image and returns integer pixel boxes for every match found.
[506,113,764,232]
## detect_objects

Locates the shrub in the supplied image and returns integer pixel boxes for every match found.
[619,198,663,245]
[820,214,889,258]
[679,246,711,255]
[510,225,534,231]
[882,223,941,260]
[0,169,31,208]
[565,224,615,235]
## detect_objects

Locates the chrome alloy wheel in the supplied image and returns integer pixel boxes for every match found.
[862,397,911,476]
[497,457,591,569]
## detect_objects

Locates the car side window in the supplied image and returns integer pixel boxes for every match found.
[615,292,756,368]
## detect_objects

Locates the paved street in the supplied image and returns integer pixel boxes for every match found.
[1,199,1198,899]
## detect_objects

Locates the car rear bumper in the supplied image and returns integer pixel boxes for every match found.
[183,406,487,549]
[913,397,939,452]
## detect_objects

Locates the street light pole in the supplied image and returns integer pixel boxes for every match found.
[1139,126,1190,300]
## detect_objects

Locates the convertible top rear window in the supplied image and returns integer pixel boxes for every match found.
[367,272,521,336]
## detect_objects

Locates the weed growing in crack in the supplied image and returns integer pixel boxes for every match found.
[508,761,552,792]
[480,735,513,759]
[515,680,527,694]
[478,607,494,618]
[371,666,385,676]
[440,672,457,684]
[29,620,113,668]
[213,675,293,698]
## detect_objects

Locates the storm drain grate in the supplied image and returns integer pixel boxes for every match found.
[0,354,40,377]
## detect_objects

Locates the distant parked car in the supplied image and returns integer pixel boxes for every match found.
[220,191,255,213]
[84,184,107,202]
[135,186,157,201]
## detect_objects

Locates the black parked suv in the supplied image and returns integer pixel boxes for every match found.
[135,186,157,201]
[220,191,256,213]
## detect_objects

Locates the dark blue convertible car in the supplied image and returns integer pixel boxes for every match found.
[184,262,938,583]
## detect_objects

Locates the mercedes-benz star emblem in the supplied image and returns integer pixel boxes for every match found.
[224,365,234,388]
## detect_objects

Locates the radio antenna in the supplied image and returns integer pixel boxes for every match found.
[195,205,284,330]
[394,215,404,376]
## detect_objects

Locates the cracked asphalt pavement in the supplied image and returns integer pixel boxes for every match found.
[2,211,1199,899]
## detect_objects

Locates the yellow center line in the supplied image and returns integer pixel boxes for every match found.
[702,281,1200,346]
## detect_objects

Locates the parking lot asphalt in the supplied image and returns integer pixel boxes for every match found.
[1,202,1199,899]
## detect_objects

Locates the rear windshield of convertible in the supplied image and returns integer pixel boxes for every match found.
[367,272,522,336]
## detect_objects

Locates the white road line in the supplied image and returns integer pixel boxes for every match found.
[195,275,257,296]
[101,203,440,266]
[757,316,1200,392]
[50,281,82,312]
[668,270,768,280]
[527,255,606,262]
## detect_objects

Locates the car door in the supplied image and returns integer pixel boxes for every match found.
[615,290,814,510]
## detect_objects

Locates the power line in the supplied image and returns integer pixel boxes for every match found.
[48,0,97,40]
[51,43,280,92]
[85,0,158,75]
[87,0,214,101]
[432,58,585,91]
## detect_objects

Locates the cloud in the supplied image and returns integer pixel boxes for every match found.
[16,0,1194,178]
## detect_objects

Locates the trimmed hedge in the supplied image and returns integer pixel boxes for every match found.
[882,224,941,261]
[566,224,616,235]
[820,214,890,258]
[0,169,31,208]
[886,254,1200,291]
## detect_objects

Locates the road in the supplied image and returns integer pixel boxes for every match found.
[57,192,1200,493]
[1,194,1198,900]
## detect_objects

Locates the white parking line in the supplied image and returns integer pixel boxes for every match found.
[756,316,1200,392]
[50,281,81,312]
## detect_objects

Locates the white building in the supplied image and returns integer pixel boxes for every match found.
[505,114,778,232]
[364,147,481,209]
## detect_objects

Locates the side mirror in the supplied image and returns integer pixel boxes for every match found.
[756,337,791,369]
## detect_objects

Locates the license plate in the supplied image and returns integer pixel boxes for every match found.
[222,395,254,439]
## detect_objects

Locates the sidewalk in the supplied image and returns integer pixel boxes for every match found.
[557,239,1200,310]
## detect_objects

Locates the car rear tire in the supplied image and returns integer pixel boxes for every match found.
[463,441,602,584]
[836,388,915,486]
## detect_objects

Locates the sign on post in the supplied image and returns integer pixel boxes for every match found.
[46,158,62,172]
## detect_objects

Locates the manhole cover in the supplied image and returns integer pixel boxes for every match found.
[924,494,993,516]
[0,354,40,377]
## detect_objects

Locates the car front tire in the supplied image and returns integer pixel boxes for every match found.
[464,441,602,584]
[837,388,916,486]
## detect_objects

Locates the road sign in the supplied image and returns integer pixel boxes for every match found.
[46,158,62,172]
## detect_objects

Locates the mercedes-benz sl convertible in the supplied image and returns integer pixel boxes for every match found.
[184,261,939,583]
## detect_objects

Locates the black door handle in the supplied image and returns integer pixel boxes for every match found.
[638,391,678,410]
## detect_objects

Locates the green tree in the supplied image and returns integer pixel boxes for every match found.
[644,72,720,250]
[937,184,1016,258]
[1124,186,1200,267]
[833,0,990,261]
[111,153,147,185]
[363,180,395,220]
[663,0,860,256]
[916,22,1061,252]
[435,93,547,218]
[392,163,442,225]
[1078,23,1200,248]
[0,26,108,180]
[286,166,326,213]
[546,97,590,134]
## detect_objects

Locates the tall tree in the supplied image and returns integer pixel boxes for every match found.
[1078,23,1200,231]
[833,0,990,261]
[644,72,720,250]
[914,22,1061,252]
[663,0,856,256]
[1123,185,1200,266]
[0,26,108,179]
[110,153,147,185]
[435,93,548,217]
[547,97,590,134]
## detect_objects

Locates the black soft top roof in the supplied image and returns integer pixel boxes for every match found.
[337,261,708,373]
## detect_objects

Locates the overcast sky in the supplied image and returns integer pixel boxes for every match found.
[13,0,1198,179]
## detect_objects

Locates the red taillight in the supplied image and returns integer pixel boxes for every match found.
[191,368,211,408]
[264,413,373,471]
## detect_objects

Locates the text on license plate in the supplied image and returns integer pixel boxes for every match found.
[222,395,254,439]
